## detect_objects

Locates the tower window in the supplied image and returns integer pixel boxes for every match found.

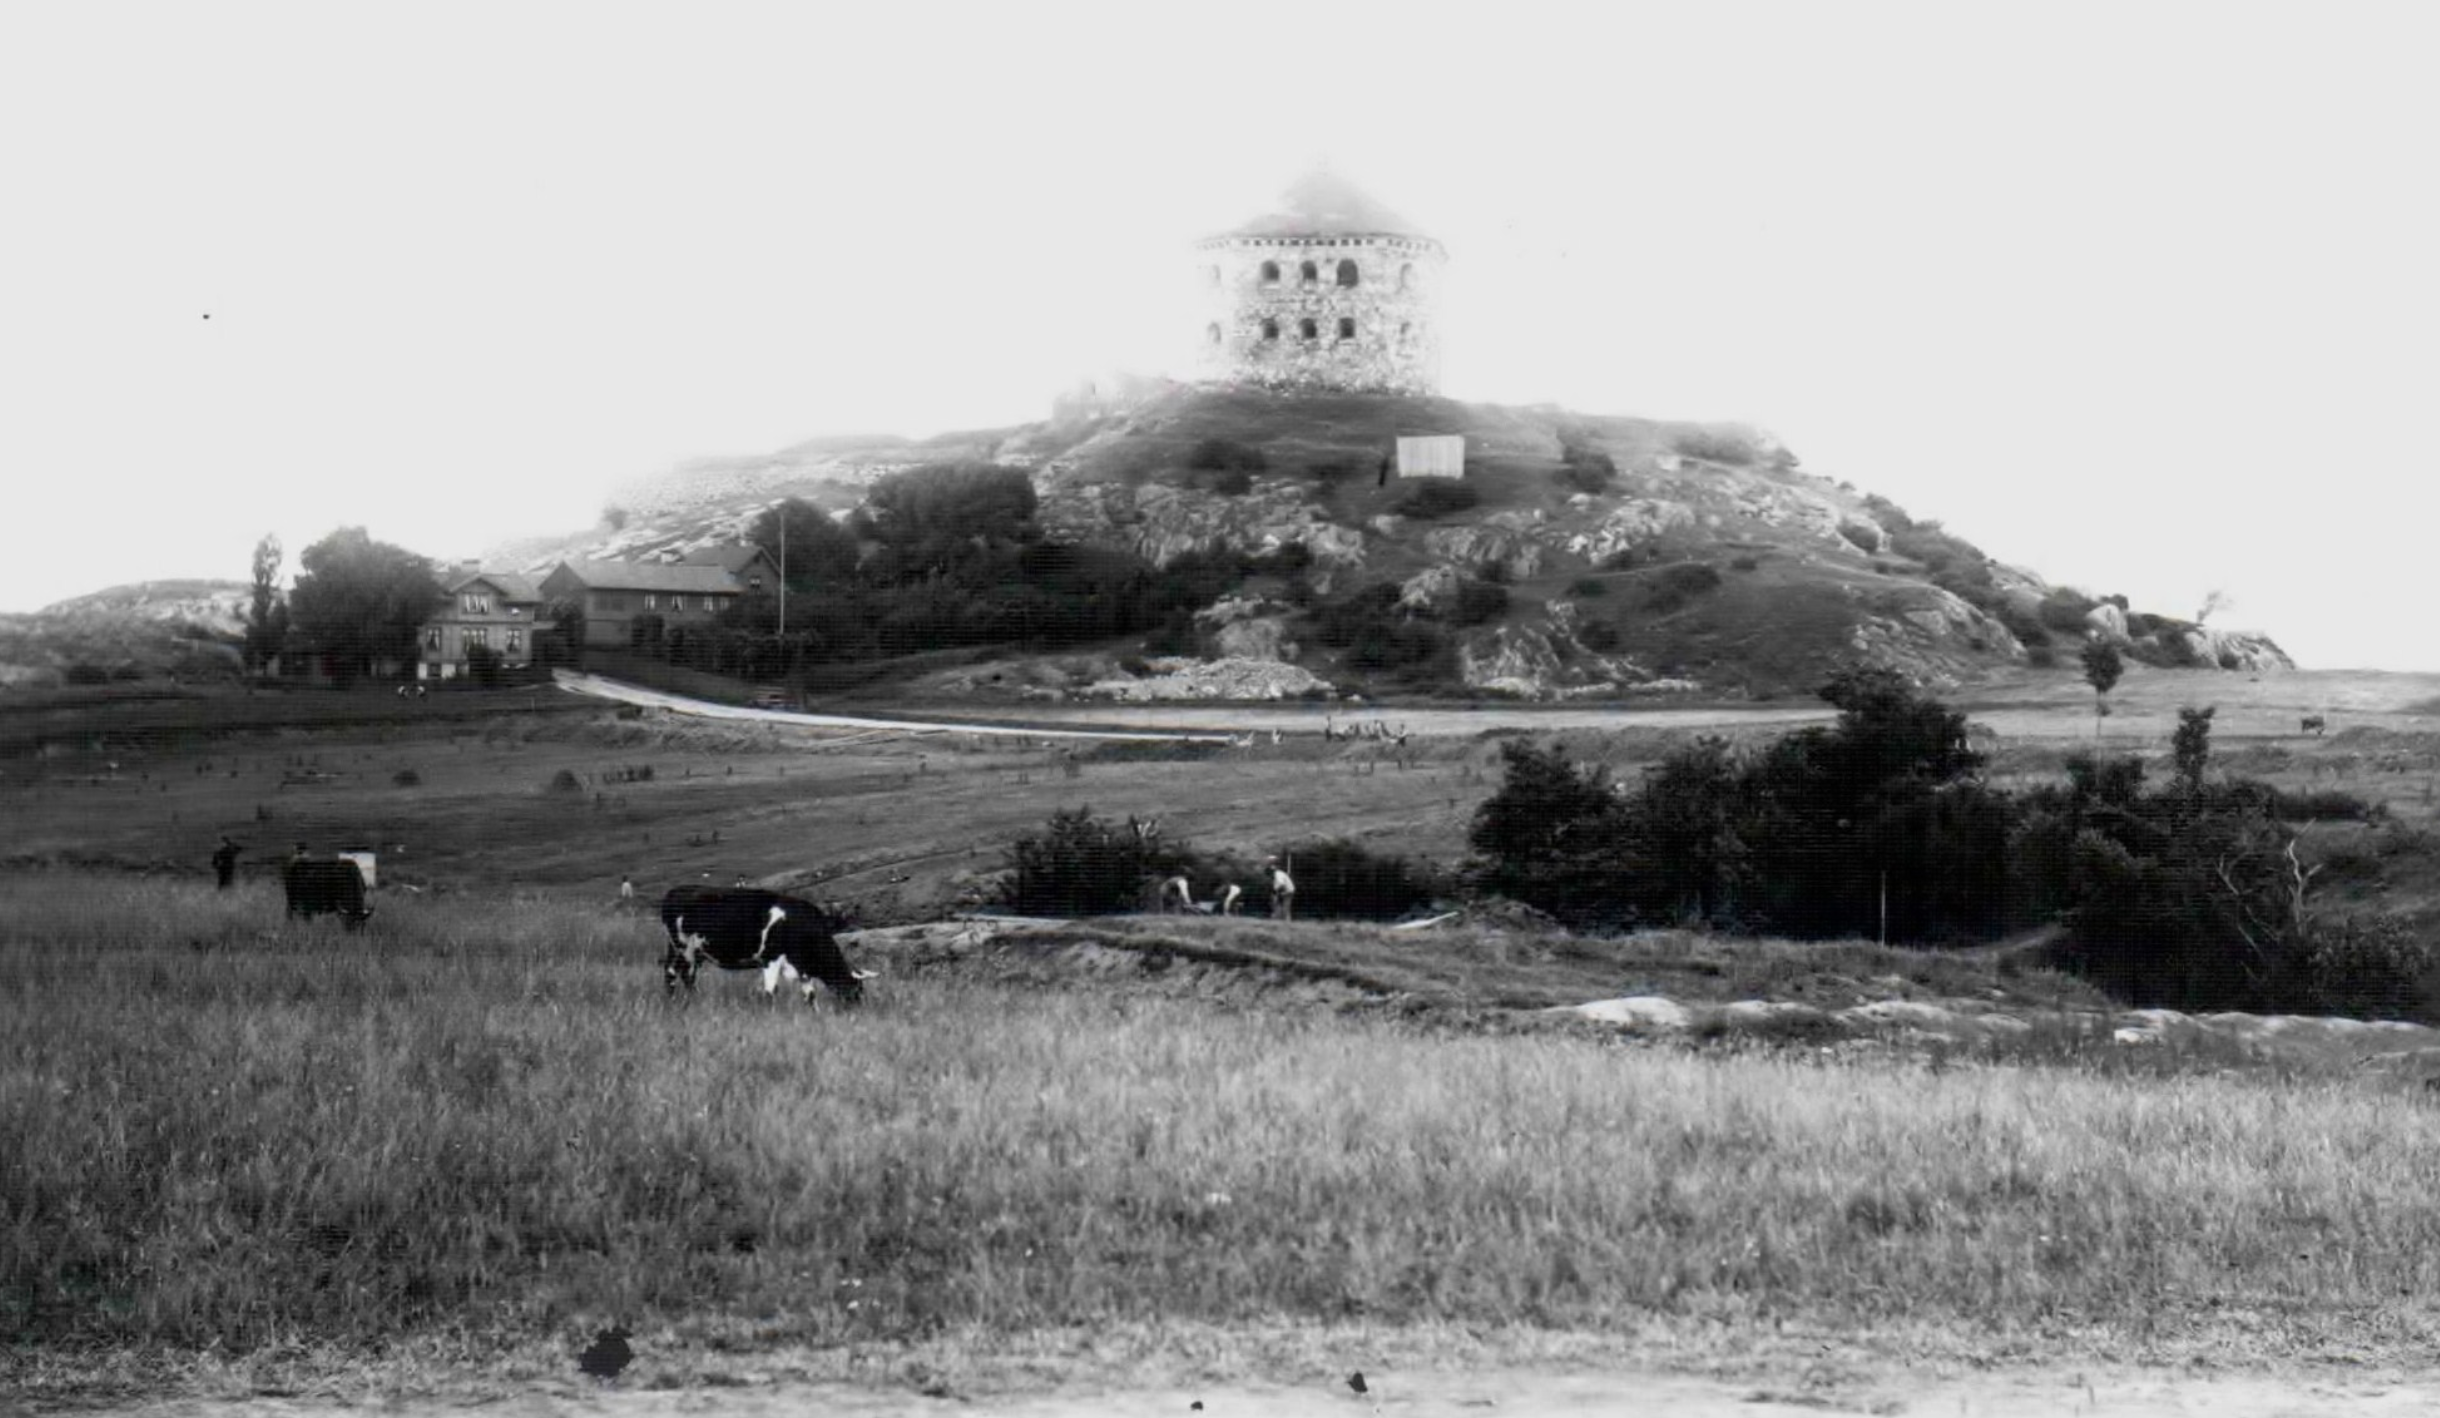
[1260,318,1280,341]
[1399,321,1412,343]
[1298,318,1318,341]
[1398,263,1414,291]
[1207,265,1220,287]
[1336,259,1359,287]
[1299,260,1319,285]
[1205,322,1222,345]
[1337,317,1356,339]
[1260,260,1280,284]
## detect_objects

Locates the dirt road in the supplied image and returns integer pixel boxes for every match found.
[553,671,1835,740]
[78,1366,2440,1417]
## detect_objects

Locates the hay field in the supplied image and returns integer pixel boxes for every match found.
[10,872,2440,1400]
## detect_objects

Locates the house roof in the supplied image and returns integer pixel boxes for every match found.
[442,570,542,602]
[1214,168,1432,241]
[676,544,774,574]
[546,559,744,595]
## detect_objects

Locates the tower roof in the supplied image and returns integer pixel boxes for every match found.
[1215,168,1431,241]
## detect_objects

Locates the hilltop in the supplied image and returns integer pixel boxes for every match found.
[502,384,2288,700]
[0,579,247,688]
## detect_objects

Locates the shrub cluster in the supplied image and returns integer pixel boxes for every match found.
[1185,437,1269,475]
[1304,584,1449,674]
[1000,808,1180,916]
[1555,427,1618,494]
[1274,839,1441,920]
[1449,580,1512,626]
[1391,478,1481,519]
[1673,429,1760,466]
[997,814,1436,922]
[1646,562,1723,613]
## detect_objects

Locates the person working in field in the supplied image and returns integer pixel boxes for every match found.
[211,835,241,889]
[1267,858,1296,922]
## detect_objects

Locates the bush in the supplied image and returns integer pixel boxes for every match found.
[1729,555,1761,572]
[1577,620,1621,652]
[1556,434,1618,494]
[2039,589,2100,633]
[1184,465,1254,496]
[545,768,583,794]
[1391,478,1480,519]
[1450,580,1511,626]
[1000,808,1180,916]
[1673,429,1760,465]
[2267,787,2380,822]
[392,769,421,787]
[1276,840,1439,920]
[1185,438,1268,475]
[63,663,111,686]
[1646,562,1723,612]
[1838,522,1882,554]
[1569,578,1608,598]
[2307,915,2436,1020]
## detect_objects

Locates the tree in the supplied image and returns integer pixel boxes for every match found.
[286,528,443,684]
[1467,740,1635,925]
[2172,705,2216,793]
[243,534,287,675]
[2080,639,2124,733]
[850,463,1042,586]
[747,498,862,591]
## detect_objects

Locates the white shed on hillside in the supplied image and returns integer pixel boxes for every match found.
[1396,435,1466,478]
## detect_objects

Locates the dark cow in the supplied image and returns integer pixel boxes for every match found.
[658,885,873,1005]
[283,856,372,929]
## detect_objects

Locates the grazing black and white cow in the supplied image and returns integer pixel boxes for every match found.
[658,885,873,1005]
[283,856,372,929]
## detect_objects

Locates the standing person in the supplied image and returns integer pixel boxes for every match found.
[211,835,241,889]
[618,875,637,910]
[1268,857,1296,922]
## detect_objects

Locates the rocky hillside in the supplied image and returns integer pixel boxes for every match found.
[0,580,248,688]
[495,384,2288,700]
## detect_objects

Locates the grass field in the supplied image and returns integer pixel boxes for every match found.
[12,671,2440,1401]
[11,871,2440,1400]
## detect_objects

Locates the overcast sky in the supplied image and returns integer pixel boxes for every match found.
[4,1,2434,670]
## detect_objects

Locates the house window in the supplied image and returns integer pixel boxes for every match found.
[1259,260,1280,284]
[424,627,441,651]
[506,629,524,652]
[460,593,490,614]
[464,627,489,649]
[670,595,686,613]
[1336,259,1359,287]
[1298,318,1318,341]
[645,593,659,611]
[1338,317,1356,340]
[1260,317,1280,341]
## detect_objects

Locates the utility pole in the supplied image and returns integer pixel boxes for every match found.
[778,505,787,640]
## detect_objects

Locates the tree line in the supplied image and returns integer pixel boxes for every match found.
[1467,667,2425,1018]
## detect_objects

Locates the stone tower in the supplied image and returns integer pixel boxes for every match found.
[1194,169,1444,395]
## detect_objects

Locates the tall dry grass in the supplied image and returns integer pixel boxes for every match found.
[8,869,2440,1366]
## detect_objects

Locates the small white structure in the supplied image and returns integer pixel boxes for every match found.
[1396,435,1465,478]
